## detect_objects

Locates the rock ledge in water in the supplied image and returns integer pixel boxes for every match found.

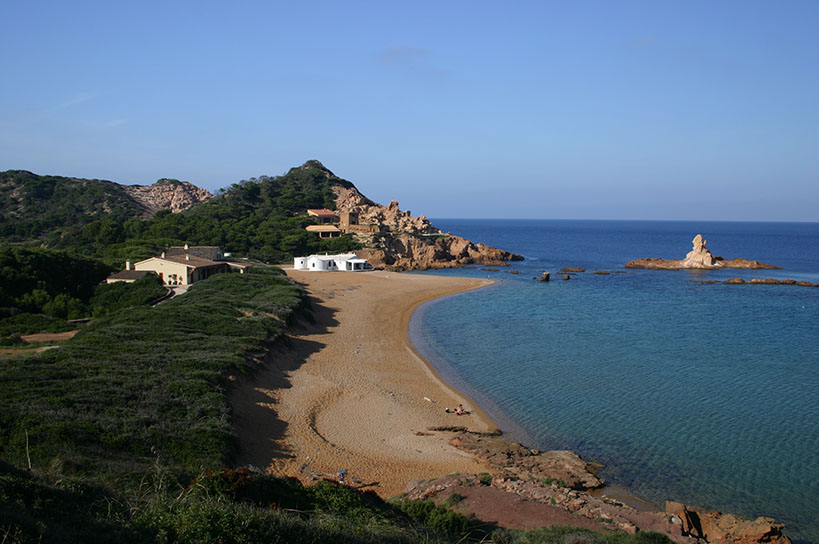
[626,234,780,270]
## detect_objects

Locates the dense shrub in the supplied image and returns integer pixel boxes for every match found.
[0,267,305,482]
[0,246,113,318]
[88,273,167,317]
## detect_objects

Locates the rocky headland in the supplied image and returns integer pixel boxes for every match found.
[332,183,523,270]
[626,234,780,270]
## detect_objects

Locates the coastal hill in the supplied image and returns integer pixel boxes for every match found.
[0,161,521,270]
[0,170,212,242]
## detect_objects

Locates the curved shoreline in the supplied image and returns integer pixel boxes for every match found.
[408,284,664,515]
[231,269,500,497]
[409,293,538,447]
[398,280,501,434]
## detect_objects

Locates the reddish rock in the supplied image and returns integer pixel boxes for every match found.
[334,185,522,270]
[665,501,792,544]
[626,234,779,270]
[122,178,213,216]
[561,267,586,272]
[749,278,781,284]
[724,278,746,284]
[448,433,603,490]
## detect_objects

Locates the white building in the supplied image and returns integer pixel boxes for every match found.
[293,253,370,272]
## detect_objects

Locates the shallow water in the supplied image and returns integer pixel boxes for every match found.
[410,220,819,543]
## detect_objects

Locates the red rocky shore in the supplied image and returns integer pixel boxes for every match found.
[405,428,792,544]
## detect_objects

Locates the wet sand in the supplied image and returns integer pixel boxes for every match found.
[230,269,496,497]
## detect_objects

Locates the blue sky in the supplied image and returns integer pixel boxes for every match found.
[1,1,817,221]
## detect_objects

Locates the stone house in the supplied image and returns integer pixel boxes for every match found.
[107,245,251,286]
[132,253,230,285]
[307,209,338,224]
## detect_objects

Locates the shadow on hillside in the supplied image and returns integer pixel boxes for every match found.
[229,294,338,469]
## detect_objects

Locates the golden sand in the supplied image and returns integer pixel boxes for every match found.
[230,270,496,497]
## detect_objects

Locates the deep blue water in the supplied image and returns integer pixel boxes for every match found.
[409,220,819,543]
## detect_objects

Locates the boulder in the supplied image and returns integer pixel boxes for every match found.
[535,272,550,282]
[665,501,792,544]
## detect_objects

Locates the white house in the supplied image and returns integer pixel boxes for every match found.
[293,253,370,272]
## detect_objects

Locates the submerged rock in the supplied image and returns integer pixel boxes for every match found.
[447,432,603,490]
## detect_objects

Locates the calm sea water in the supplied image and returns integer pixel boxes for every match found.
[410,220,819,543]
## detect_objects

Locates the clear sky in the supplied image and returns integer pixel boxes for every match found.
[1,1,817,221]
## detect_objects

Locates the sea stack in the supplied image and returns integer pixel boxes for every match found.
[625,234,780,270]
[682,234,717,268]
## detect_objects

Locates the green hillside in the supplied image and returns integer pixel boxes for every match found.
[0,170,146,243]
[1,161,361,265]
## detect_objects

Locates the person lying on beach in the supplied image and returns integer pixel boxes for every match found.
[455,404,467,415]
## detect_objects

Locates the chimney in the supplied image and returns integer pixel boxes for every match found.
[161,251,166,258]
[184,243,189,250]
[186,254,190,260]
[125,260,131,270]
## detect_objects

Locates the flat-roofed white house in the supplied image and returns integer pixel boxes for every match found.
[293,253,370,272]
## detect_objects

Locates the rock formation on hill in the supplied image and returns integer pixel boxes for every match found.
[626,234,780,270]
[332,184,523,270]
[122,178,213,216]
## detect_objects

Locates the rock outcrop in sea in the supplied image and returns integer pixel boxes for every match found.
[332,184,523,271]
[626,234,780,270]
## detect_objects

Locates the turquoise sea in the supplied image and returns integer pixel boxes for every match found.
[409,220,819,543]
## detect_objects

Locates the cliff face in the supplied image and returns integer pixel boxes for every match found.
[332,185,522,270]
[122,178,213,217]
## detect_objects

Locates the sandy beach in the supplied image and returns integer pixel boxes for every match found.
[230,269,496,497]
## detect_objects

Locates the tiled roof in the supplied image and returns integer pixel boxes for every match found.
[107,270,154,280]
[307,208,337,217]
[166,245,223,261]
[306,225,342,232]
[161,254,224,268]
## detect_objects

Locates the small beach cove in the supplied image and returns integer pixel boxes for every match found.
[229,269,497,498]
[227,266,798,543]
